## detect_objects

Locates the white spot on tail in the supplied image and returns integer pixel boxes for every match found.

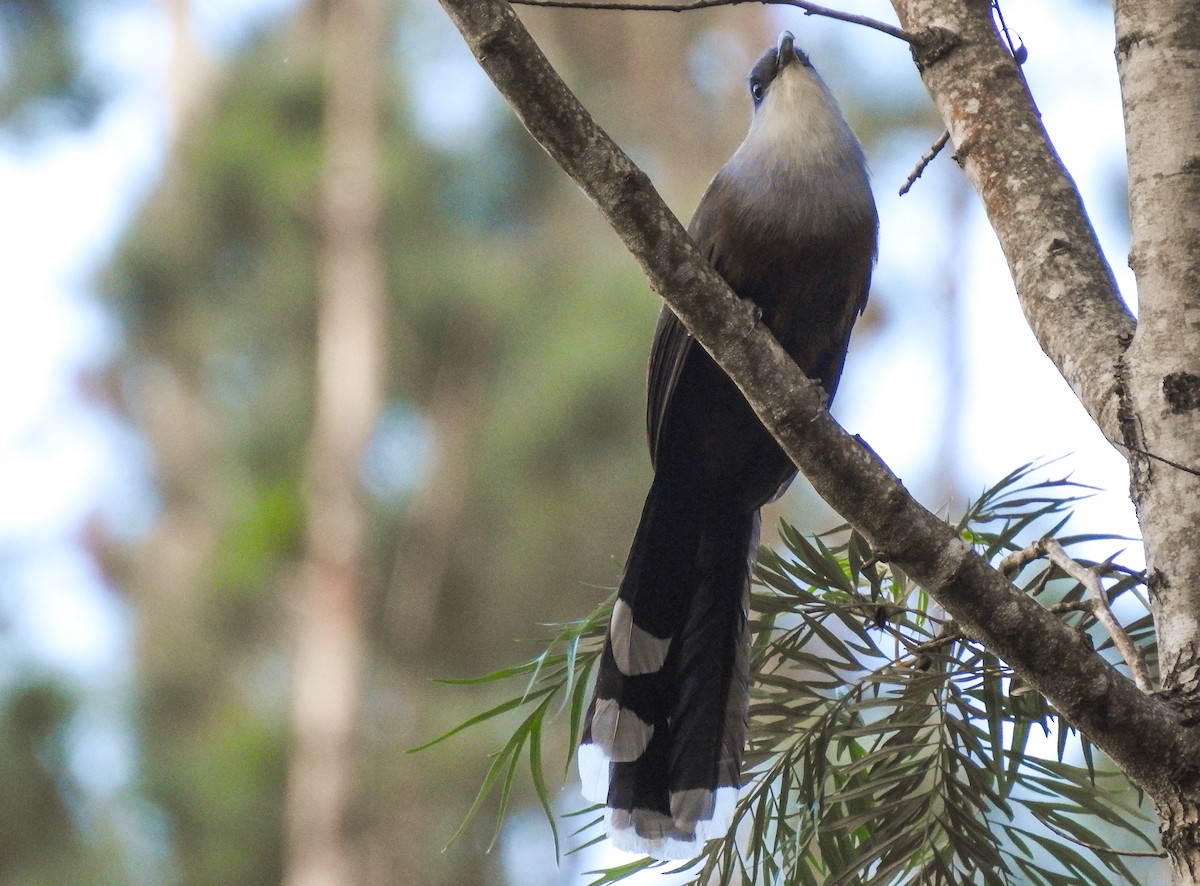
[603,786,740,860]
[588,697,653,763]
[576,741,611,804]
[609,599,671,676]
[678,786,738,843]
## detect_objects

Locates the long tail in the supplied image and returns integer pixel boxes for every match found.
[579,473,757,860]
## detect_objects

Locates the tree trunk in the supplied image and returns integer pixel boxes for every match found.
[282,0,388,882]
[1112,1,1200,881]
[1113,0,1200,692]
[162,0,217,137]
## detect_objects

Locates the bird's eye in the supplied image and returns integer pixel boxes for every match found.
[750,80,765,103]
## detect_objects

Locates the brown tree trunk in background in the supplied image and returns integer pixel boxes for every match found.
[929,176,970,508]
[163,0,217,137]
[282,0,388,882]
[388,317,492,659]
[125,366,221,694]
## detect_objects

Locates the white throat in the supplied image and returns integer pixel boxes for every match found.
[723,63,872,232]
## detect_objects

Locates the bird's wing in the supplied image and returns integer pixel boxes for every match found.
[646,159,877,461]
[645,176,737,468]
[646,304,693,469]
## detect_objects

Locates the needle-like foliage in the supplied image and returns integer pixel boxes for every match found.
[414,462,1159,883]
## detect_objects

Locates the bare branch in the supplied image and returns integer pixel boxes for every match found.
[1002,537,1152,692]
[907,619,962,656]
[1040,539,1154,693]
[1040,817,1166,860]
[1048,599,1093,616]
[998,539,1045,578]
[509,0,915,43]
[898,129,949,196]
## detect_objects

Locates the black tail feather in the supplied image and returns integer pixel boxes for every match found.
[579,474,756,858]
[668,508,756,794]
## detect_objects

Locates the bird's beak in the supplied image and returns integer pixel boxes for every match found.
[776,31,797,70]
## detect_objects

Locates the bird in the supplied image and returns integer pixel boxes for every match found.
[577,31,879,860]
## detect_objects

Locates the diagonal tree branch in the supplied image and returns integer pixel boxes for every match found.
[435,0,1198,806]
[888,0,1136,447]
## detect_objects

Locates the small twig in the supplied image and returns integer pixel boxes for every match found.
[997,538,1046,577]
[908,619,963,656]
[898,130,950,196]
[1039,539,1153,693]
[1108,561,1147,579]
[894,3,1026,198]
[1000,537,1152,691]
[1112,439,1200,480]
[860,551,889,571]
[891,611,964,668]
[1026,565,1054,597]
[989,0,1027,65]
[1048,600,1092,616]
[1040,817,1166,859]
[862,602,952,626]
[508,0,915,43]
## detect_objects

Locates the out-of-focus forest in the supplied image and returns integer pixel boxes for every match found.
[0,0,1133,883]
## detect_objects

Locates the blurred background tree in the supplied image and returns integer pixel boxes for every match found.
[101,2,884,883]
[0,0,107,133]
[2,0,1139,883]
[0,0,140,883]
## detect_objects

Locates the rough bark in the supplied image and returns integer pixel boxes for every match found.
[887,0,1135,447]
[1114,0,1200,686]
[434,0,1200,812]
[1112,1,1200,880]
[282,0,388,883]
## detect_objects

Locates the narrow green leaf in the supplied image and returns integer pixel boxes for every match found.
[564,653,596,776]
[408,689,550,753]
[434,661,542,685]
[524,697,560,853]
[444,728,524,849]
[488,735,525,850]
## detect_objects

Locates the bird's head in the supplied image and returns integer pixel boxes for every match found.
[744,32,846,147]
[724,31,867,197]
[748,31,813,109]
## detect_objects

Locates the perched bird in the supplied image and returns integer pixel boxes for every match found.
[577,32,878,859]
